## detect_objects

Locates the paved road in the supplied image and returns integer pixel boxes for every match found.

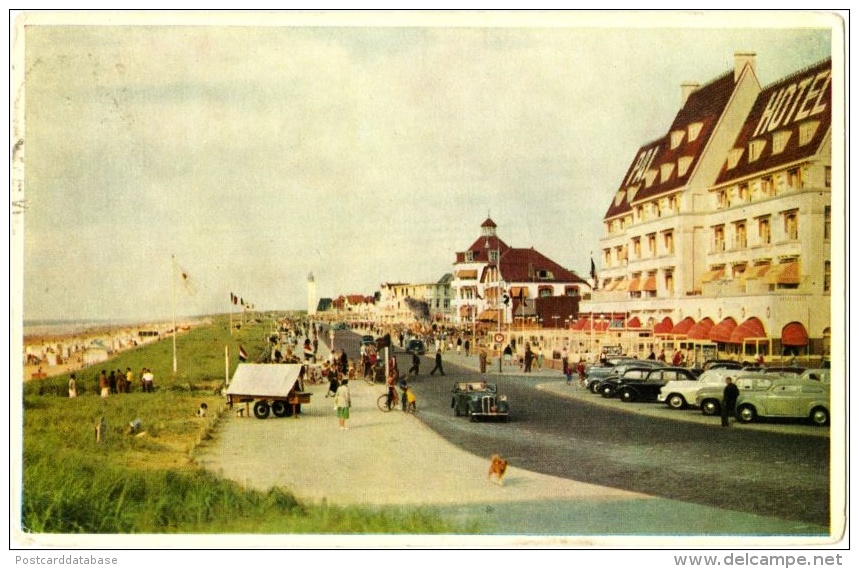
[193,327,837,541]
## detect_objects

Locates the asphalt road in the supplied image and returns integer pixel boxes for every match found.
[349,333,831,529]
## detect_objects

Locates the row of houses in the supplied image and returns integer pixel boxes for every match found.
[317,52,833,359]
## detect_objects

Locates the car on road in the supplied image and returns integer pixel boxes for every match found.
[658,368,736,410]
[695,373,783,416]
[450,381,509,422]
[405,339,426,355]
[799,368,831,383]
[615,367,699,403]
[594,366,653,398]
[585,359,665,393]
[736,378,830,426]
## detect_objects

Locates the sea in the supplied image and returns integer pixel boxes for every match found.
[22,318,165,340]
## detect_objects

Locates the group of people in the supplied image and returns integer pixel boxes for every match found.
[85,366,154,398]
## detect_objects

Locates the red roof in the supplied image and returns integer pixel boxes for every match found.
[455,234,510,264]
[653,316,674,334]
[716,58,831,185]
[686,317,715,340]
[605,72,736,220]
[496,248,587,285]
[670,316,696,336]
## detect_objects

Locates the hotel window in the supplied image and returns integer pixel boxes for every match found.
[748,139,766,162]
[758,216,771,245]
[565,286,580,297]
[632,237,641,259]
[664,270,674,295]
[660,162,675,182]
[738,183,750,202]
[787,168,802,189]
[538,286,553,298]
[645,169,658,188]
[784,209,799,241]
[647,233,656,256]
[465,251,474,262]
[488,250,498,263]
[772,130,791,154]
[727,148,743,169]
[604,249,611,266]
[636,206,644,221]
[677,156,693,177]
[824,260,831,293]
[760,176,774,197]
[734,221,747,249]
[824,206,831,240]
[688,122,703,141]
[713,225,725,252]
[615,246,624,264]
[668,195,677,212]
[717,189,729,209]
[663,230,674,254]
[799,121,820,145]
[732,263,747,279]
[645,271,658,298]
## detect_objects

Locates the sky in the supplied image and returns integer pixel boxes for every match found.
[11,11,838,323]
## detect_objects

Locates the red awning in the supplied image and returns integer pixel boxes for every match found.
[708,317,738,343]
[593,320,610,332]
[573,319,589,330]
[653,317,674,334]
[628,277,641,292]
[641,276,657,292]
[781,322,809,346]
[686,317,715,340]
[729,317,768,344]
[670,316,696,336]
[627,316,642,328]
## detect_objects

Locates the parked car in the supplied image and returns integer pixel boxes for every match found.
[762,366,806,375]
[405,339,426,355]
[450,381,509,422]
[736,378,830,426]
[695,373,783,416]
[616,367,699,403]
[799,368,831,383]
[658,368,736,410]
[586,359,665,393]
[595,367,653,398]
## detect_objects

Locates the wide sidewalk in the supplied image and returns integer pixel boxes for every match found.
[192,330,830,542]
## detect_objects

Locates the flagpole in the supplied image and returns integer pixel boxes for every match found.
[171,255,178,375]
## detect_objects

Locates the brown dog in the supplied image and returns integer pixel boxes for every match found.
[488,454,508,485]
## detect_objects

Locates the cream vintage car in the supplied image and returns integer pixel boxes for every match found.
[735,378,830,426]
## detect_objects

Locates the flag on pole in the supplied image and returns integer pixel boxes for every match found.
[238,346,248,362]
[173,258,197,296]
[590,257,598,289]
[518,288,526,307]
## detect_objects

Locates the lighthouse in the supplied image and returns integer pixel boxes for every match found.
[307,272,317,315]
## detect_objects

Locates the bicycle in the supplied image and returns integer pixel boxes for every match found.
[377,388,399,412]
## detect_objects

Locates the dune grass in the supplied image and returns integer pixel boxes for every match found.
[20,314,475,534]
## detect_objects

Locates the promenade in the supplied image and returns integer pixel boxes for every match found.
[193,331,830,542]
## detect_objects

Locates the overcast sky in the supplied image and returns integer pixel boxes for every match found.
[12,11,837,323]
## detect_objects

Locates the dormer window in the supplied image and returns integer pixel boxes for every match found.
[688,122,703,142]
[799,121,820,145]
[644,169,658,188]
[677,156,693,177]
[627,186,638,202]
[660,162,675,182]
[748,139,766,162]
[772,130,791,154]
[537,270,555,280]
[727,148,744,169]
[614,189,626,206]
[465,251,474,262]
[670,130,685,149]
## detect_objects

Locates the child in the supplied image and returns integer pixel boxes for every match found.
[405,386,417,413]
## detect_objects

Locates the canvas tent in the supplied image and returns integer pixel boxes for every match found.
[226,363,304,399]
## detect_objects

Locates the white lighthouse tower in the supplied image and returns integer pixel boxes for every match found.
[307,272,317,316]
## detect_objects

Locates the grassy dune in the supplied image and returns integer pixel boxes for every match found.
[20,315,472,534]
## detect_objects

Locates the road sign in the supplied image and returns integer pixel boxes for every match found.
[494,333,505,343]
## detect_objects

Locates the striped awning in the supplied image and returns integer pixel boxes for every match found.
[708,317,738,344]
[627,316,642,328]
[670,316,696,336]
[457,269,478,279]
[766,262,800,285]
[627,277,641,292]
[700,268,725,284]
[745,263,773,280]
[729,317,768,344]
[653,317,674,334]
[687,317,715,340]
[476,309,502,322]
[641,276,657,292]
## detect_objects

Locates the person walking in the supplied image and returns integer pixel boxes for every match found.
[68,374,78,398]
[523,344,534,373]
[325,371,340,398]
[721,376,740,427]
[408,352,421,377]
[429,349,445,376]
[98,370,109,398]
[335,378,351,430]
[464,338,470,357]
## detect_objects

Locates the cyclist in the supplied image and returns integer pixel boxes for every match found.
[385,369,399,410]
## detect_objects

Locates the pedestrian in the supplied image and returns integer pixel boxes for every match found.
[658,349,666,362]
[98,370,109,398]
[409,352,420,376]
[108,370,117,394]
[142,367,155,392]
[672,349,683,367]
[647,348,656,360]
[335,378,351,430]
[536,346,544,370]
[721,376,740,427]
[68,373,78,398]
[479,350,487,373]
[325,371,340,398]
[563,357,573,385]
[430,349,445,376]
[464,338,471,357]
[125,367,134,393]
[405,385,417,412]
[577,359,587,388]
[503,344,513,366]
[456,337,462,354]
[523,344,534,373]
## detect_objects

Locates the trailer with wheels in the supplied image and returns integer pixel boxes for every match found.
[226,363,312,419]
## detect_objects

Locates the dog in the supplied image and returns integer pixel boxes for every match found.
[196,402,208,418]
[488,454,508,486]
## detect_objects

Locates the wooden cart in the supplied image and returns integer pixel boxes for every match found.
[226,363,313,419]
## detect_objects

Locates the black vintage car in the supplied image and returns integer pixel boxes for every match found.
[615,367,699,403]
[451,381,509,422]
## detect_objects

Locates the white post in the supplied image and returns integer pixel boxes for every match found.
[225,345,230,385]
[171,255,178,374]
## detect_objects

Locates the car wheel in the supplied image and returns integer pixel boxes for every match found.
[590,382,601,394]
[601,386,614,398]
[619,388,635,402]
[810,407,829,426]
[253,401,270,419]
[667,394,686,410]
[701,399,720,416]
[737,404,756,423]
